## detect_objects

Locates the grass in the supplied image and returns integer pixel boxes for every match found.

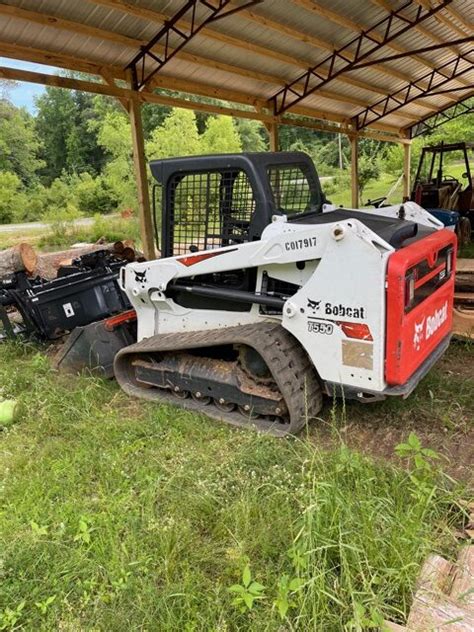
[0,341,471,630]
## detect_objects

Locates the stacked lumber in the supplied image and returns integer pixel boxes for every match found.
[453,259,474,339]
[384,542,473,629]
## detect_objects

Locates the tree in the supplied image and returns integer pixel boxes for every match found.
[234,119,266,152]
[146,108,201,159]
[0,100,44,185]
[95,110,137,211]
[201,116,242,154]
[35,87,106,183]
[358,155,381,196]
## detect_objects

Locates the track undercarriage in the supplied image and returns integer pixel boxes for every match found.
[114,322,322,435]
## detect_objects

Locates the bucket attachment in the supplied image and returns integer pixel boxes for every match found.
[54,314,136,378]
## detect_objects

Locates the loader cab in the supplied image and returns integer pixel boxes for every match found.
[149,152,326,258]
[411,142,474,217]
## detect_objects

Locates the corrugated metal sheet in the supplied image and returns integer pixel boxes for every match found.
[0,0,472,135]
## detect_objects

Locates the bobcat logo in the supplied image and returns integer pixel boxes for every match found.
[134,270,147,283]
[413,318,425,351]
[307,298,321,312]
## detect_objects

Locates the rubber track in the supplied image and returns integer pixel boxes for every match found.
[114,322,322,436]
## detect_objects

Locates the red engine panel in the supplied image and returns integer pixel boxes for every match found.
[385,229,456,386]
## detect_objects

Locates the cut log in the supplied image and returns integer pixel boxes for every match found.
[382,620,407,631]
[415,554,454,594]
[455,259,474,293]
[35,243,117,279]
[0,243,37,277]
[407,591,474,631]
[450,546,474,610]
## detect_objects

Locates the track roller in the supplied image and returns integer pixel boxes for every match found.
[114,323,323,436]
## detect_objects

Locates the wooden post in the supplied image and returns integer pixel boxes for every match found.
[350,135,359,208]
[128,97,156,260]
[266,122,279,152]
[403,141,412,201]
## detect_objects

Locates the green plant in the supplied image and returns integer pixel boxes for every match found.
[274,574,304,619]
[0,602,25,631]
[30,520,48,537]
[347,601,385,631]
[228,565,266,612]
[73,516,93,545]
[395,432,440,472]
[34,595,56,616]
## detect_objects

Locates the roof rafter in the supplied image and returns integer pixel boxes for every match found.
[355,54,473,130]
[271,0,455,115]
[414,0,473,37]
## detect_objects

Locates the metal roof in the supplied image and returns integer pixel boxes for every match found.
[0,0,472,140]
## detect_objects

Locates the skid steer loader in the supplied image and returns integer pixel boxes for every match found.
[114,152,456,435]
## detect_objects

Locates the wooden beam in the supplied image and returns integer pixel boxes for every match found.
[128,96,155,260]
[100,71,128,113]
[0,3,430,117]
[0,40,127,80]
[0,63,407,143]
[403,142,412,200]
[88,0,449,106]
[0,65,277,122]
[0,3,143,48]
[350,136,359,208]
[265,122,279,152]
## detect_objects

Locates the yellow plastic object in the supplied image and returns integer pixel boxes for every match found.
[0,399,18,427]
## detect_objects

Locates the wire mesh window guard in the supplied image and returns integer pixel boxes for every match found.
[267,165,312,214]
[169,169,256,255]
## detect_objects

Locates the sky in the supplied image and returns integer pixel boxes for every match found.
[0,58,57,112]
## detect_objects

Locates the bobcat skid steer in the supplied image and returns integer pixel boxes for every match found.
[115,152,456,435]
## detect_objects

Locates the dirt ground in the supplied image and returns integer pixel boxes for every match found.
[309,343,474,483]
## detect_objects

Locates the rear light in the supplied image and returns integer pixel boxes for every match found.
[104,309,137,331]
[339,321,373,341]
[405,273,415,309]
[446,247,453,277]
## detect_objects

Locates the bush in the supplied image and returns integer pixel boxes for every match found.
[72,173,119,215]
[0,172,29,224]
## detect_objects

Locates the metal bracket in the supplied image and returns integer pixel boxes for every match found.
[126,0,262,91]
